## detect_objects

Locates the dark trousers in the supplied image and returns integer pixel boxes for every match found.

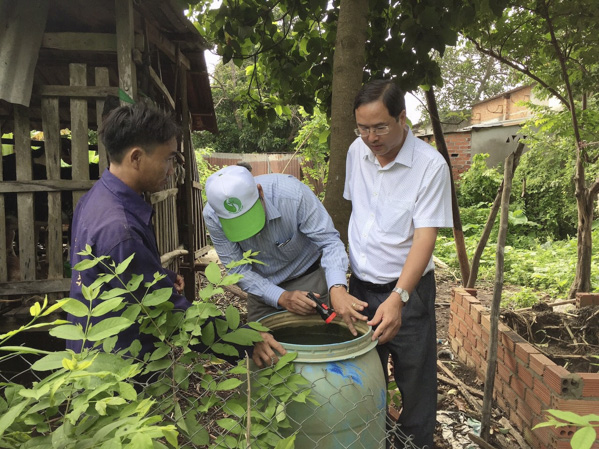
[350,271,437,449]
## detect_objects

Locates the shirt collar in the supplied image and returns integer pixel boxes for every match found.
[263,195,281,222]
[363,126,416,169]
[100,169,154,225]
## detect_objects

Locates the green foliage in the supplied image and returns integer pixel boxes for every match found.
[457,153,503,207]
[436,206,599,297]
[188,0,509,129]
[533,410,599,449]
[501,287,541,309]
[293,108,330,198]
[0,249,307,448]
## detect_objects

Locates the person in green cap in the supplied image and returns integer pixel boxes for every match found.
[203,165,367,334]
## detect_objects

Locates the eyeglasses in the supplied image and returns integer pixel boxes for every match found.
[354,125,390,137]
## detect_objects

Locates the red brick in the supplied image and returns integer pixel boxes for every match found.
[576,292,599,307]
[448,323,456,338]
[551,397,599,416]
[464,288,477,297]
[532,377,553,408]
[481,312,491,331]
[580,373,599,398]
[464,312,474,330]
[511,375,527,401]
[530,352,556,377]
[515,342,540,365]
[544,364,571,395]
[452,288,464,305]
[516,399,534,424]
[504,350,517,373]
[463,338,473,355]
[458,320,469,337]
[450,299,459,315]
[471,303,484,324]
[509,408,525,430]
[450,337,461,357]
[525,388,543,415]
[517,361,534,389]
[481,328,489,347]
[497,361,513,383]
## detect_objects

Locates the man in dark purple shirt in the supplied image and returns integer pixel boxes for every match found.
[67,102,283,366]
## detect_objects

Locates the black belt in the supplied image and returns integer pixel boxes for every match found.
[289,256,321,282]
[353,270,433,293]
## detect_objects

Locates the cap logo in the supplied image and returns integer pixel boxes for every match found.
[224,197,243,213]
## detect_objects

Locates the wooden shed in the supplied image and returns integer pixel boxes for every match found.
[0,0,215,310]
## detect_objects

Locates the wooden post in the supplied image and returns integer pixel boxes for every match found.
[425,87,471,285]
[14,105,36,281]
[69,63,89,208]
[179,61,196,301]
[41,97,63,280]
[115,0,137,103]
[95,67,110,173]
[0,137,6,282]
[480,150,516,440]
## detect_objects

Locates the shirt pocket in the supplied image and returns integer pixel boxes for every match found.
[378,200,413,239]
[275,232,304,257]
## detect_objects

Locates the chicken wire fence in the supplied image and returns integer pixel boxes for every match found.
[0,348,422,449]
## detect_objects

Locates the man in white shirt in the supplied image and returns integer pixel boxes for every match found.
[343,80,453,448]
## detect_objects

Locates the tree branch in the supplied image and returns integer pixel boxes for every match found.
[467,37,569,107]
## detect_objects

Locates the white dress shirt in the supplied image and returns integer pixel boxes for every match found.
[343,127,453,283]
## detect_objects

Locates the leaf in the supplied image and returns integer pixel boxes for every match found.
[73,257,101,271]
[126,274,143,292]
[61,298,90,317]
[40,298,72,317]
[49,324,86,341]
[115,253,135,275]
[204,262,222,284]
[210,343,238,357]
[31,351,72,371]
[86,317,133,341]
[547,410,591,425]
[91,297,125,317]
[142,287,172,307]
[201,321,215,346]
[216,418,241,433]
[273,434,296,449]
[221,328,263,345]
[225,305,240,329]
[274,352,298,370]
[0,400,28,435]
[247,322,270,332]
[29,301,42,317]
[215,378,242,391]
[570,427,597,449]
[128,431,153,448]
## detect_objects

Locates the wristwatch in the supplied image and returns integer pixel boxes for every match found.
[330,284,347,291]
[392,287,410,304]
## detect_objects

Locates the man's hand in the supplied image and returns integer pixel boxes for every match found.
[174,274,185,294]
[252,332,287,368]
[368,294,403,344]
[278,290,318,315]
[329,287,368,336]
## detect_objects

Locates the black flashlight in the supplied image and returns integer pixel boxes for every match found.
[307,292,337,324]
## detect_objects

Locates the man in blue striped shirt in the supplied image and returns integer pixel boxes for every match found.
[204,165,368,336]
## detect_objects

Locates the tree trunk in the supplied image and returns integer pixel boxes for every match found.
[481,149,515,441]
[425,87,471,285]
[322,0,368,245]
[570,184,593,297]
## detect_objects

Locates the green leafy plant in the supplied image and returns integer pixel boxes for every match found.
[0,248,308,448]
[533,410,599,449]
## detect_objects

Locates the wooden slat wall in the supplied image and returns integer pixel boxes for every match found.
[14,105,36,281]
[41,97,63,280]
[69,63,89,208]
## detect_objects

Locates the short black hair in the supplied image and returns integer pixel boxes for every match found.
[353,80,406,120]
[99,102,181,164]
